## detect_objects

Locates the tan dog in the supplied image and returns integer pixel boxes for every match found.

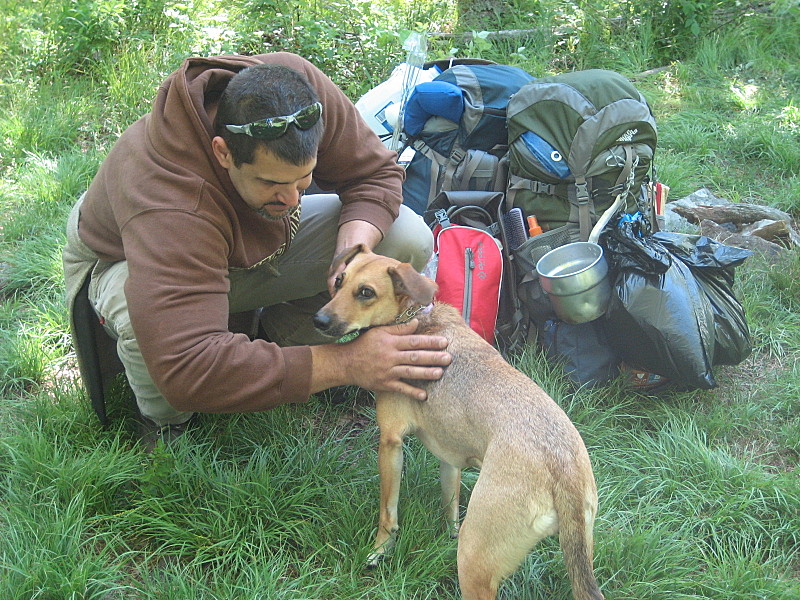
[314,245,603,600]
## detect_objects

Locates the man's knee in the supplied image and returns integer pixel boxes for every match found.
[88,261,133,341]
[378,205,433,271]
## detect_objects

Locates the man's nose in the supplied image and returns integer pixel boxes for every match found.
[276,185,302,207]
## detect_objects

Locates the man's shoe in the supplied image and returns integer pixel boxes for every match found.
[139,416,193,453]
[619,363,671,391]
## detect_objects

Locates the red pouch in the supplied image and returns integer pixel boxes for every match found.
[433,218,503,343]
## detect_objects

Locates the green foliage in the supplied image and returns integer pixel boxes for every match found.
[52,0,131,72]
[0,0,200,77]
[90,39,183,130]
[223,0,455,96]
[579,0,746,62]
[0,0,126,75]
[738,254,800,357]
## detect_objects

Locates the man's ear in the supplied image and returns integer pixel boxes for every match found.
[388,263,438,306]
[211,136,234,170]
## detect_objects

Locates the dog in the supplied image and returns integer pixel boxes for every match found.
[313,245,603,600]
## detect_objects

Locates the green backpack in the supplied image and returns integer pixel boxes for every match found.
[506,69,658,242]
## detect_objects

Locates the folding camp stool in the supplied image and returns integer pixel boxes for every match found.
[71,275,125,426]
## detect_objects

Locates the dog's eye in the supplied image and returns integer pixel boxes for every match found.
[334,273,345,290]
[357,286,376,300]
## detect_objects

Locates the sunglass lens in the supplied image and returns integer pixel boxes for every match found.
[294,103,322,129]
[251,120,289,140]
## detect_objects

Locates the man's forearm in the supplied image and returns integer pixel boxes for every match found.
[308,343,350,394]
[336,219,383,255]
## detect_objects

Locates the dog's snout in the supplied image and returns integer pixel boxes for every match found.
[313,311,333,332]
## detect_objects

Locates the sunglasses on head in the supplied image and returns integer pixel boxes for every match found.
[225,102,323,140]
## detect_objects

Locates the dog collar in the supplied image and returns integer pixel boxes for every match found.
[395,303,434,324]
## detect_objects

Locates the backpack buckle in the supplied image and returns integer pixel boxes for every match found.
[532,181,556,195]
[450,148,466,164]
[434,209,452,228]
[575,181,590,203]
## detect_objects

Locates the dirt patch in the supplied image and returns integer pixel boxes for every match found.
[709,351,798,473]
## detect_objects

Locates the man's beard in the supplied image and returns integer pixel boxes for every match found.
[256,204,299,221]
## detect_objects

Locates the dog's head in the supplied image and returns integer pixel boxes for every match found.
[313,244,438,338]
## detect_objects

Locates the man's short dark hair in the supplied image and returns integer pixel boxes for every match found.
[215,64,323,167]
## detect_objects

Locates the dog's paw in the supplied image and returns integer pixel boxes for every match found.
[447,521,460,539]
[365,550,384,569]
[368,528,398,568]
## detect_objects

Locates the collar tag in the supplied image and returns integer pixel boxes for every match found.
[395,303,434,324]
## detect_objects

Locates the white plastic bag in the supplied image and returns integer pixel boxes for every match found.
[355,33,436,150]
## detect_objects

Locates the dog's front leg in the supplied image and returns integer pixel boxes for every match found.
[441,461,461,538]
[367,424,405,567]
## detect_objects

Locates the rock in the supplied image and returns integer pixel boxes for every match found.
[740,219,799,247]
[672,203,795,227]
[700,219,785,262]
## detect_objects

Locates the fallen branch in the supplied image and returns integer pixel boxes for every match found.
[429,17,629,42]
[672,203,793,226]
[629,66,670,81]
[428,28,557,41]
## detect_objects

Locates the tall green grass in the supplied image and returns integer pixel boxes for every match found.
[1,0,798,598]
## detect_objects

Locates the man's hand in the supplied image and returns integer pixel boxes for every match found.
[328,220,383,294]
[309,319,451,401]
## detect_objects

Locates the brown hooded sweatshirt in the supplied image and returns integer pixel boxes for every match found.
[76,52,404,413]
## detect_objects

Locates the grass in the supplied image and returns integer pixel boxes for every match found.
[1,0,799,598]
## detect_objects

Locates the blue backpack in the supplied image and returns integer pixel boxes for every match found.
[401,62,535,221]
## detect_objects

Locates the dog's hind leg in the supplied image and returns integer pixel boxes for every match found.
[440,461,461,538]
[456,467,557,600]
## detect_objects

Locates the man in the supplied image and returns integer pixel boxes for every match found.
[63,52,451,447]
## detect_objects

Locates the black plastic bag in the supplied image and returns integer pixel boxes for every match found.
[653,232,752,366]
[601,218,751,390]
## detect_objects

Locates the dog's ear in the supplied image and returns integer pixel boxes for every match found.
[329,244,368,277]
[388,263,438,306]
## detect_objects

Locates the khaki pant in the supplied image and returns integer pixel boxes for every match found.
[64,194,433,426]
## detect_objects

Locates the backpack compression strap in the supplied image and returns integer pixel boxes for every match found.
[442,148,496,191]
[576,144,633,241]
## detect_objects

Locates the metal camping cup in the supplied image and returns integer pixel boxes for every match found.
[535,194,626,324]
[536,242,610,324]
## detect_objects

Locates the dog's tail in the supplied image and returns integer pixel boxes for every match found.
[556,485,604,600]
